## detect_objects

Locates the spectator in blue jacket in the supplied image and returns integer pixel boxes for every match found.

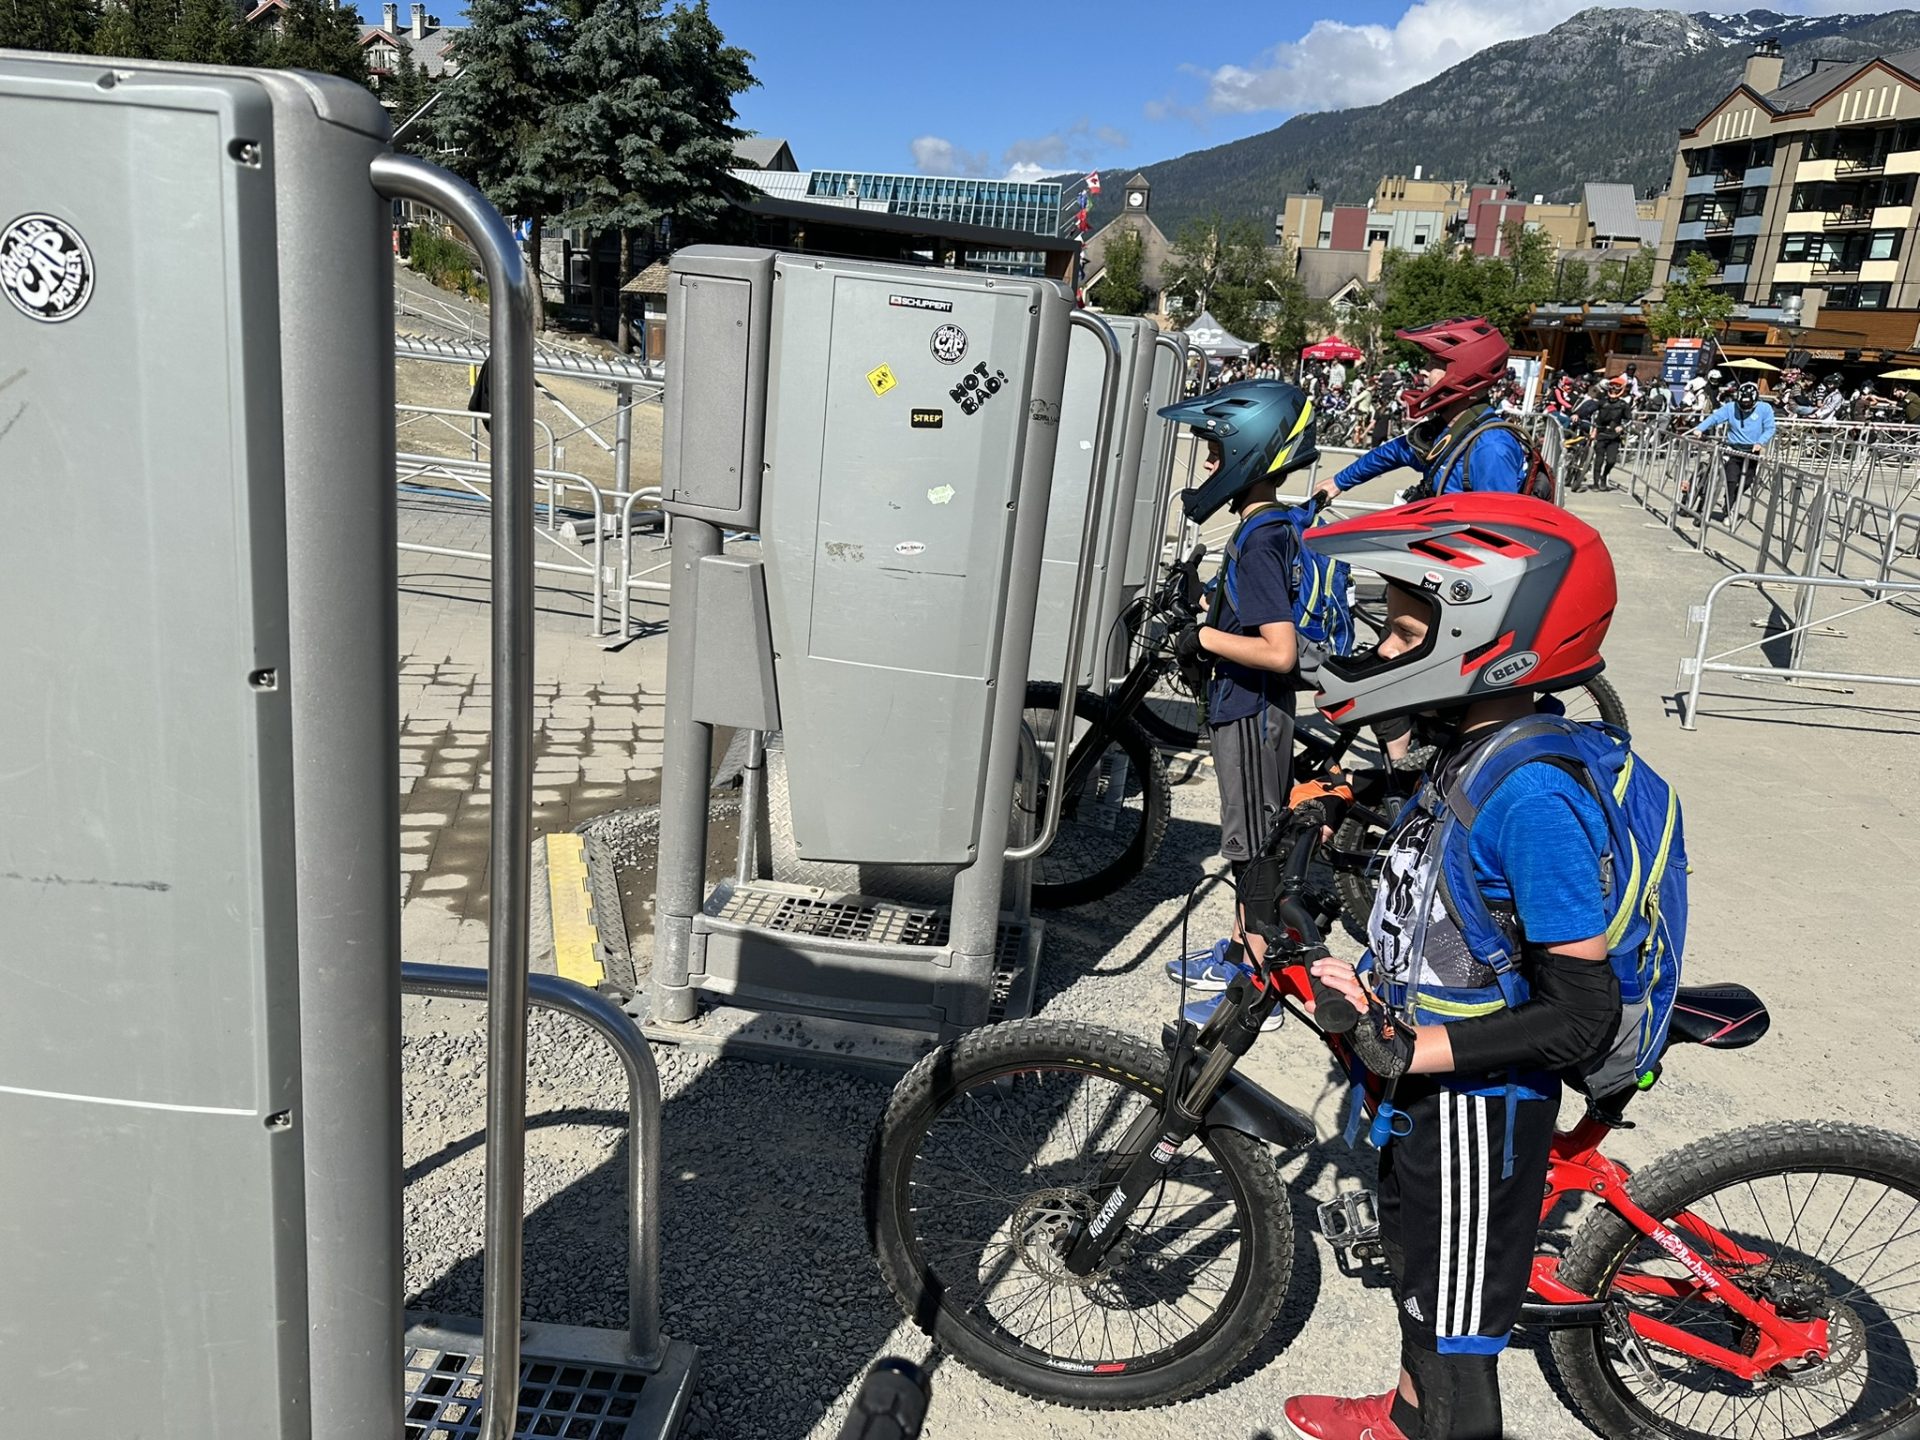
[1314,317,1530,504]
[1692,380,1776,518]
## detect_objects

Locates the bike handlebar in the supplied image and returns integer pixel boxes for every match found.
[1276,797,1359,1034]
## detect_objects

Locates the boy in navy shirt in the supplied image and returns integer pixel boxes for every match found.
[1154,381,1319,1022]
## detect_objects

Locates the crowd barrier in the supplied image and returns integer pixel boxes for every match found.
[1620,424,1920,730]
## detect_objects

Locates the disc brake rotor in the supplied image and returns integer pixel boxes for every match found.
[1736,1259,1866,1388]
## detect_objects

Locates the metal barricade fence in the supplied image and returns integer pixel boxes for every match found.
[397,401,558,469]
[1679,572,1920,730]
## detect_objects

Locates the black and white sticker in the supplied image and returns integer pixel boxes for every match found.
[1484,650,1540,687]
[948,361,1008,416]
[910,408,944,429]
[930,323,969,365]
[0,213,95,324]
[890,293,953,313]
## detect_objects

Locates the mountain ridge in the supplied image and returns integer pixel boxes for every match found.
[1094,7,1920,237]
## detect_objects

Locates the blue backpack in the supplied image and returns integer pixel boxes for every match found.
[1431,714,1687,1096]
[1220,504,1356,656]
[1350,713,1688,1173]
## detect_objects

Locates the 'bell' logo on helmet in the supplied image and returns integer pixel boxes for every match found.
[1485,651,1541,687]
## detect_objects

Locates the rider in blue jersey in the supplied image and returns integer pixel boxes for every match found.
[1313,318,1530,504]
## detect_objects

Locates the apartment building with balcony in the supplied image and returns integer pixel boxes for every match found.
[1656,39,1920,316]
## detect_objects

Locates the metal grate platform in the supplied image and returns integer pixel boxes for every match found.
[404,1342,657,1440]
[714,886,949,947]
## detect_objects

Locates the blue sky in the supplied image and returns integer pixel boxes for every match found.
[709,0,1888,183]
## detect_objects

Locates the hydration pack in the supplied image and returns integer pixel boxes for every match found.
[1416,407,1558,503]
[1421,713,1688,1099]
[1220,504,1356,657]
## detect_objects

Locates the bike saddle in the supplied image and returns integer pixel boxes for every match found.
[1666,984,1770,1049]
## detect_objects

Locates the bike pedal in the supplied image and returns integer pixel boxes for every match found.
[1607,1305,1668,1391]
[1317,1190,1381,1251]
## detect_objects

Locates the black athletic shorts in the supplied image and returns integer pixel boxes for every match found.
[1212,702,1294,863]
[1378,1075,1561,1356]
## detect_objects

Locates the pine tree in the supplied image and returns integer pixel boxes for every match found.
[2,0,101,53]
[93,0,177,59]
[548,0,755,347]
[431,0,565,322]
[262,0,365,83]
[1090,224,1147,315]
[383,43,434,144]
[166,0,256,65]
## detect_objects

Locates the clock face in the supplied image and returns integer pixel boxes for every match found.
[1127,191,1145,208]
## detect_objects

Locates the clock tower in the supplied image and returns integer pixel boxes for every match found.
[1123,173,1151,215]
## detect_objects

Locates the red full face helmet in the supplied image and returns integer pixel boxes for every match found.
[1299,494,1617,726]
[1397,316,1511,421]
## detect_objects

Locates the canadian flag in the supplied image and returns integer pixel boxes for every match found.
[1085,172,1101,195]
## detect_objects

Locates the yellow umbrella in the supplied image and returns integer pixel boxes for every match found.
[1881,367,1920,381]
[1725,356,1780,371]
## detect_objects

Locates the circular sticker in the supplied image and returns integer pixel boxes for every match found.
[0,213,95,324]
[930,323,968,365]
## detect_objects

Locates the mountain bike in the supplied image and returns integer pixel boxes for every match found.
[867,800,1920,1433]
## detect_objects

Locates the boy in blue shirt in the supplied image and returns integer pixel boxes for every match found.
[1154,381,1319,1022]
[1284,495,1624,1440]
[1313,318,1533,505]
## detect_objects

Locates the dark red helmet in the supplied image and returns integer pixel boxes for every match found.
[1299,495,1616,726]
[1397,316,1510,420]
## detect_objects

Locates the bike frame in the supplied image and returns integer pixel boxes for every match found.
[1262,954,1833,1381]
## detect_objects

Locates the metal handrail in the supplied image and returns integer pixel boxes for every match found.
[396,402,557,469]
[372,153,535,1440]
[1007,310,1121,864]
[400,963,665,1369]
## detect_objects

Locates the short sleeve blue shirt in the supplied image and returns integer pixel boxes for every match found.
[1208,513,1298,725]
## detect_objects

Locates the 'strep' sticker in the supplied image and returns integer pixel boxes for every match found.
[927,485,956,505]
[894,541,927,555]
[0,213,95,323]
[910,408,943,428]
[867,363,898,397]
[930,324,968,365]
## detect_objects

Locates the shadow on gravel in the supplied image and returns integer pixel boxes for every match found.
[408,1057,905,1440]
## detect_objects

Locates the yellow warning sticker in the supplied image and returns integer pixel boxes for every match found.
[866,363,898,397]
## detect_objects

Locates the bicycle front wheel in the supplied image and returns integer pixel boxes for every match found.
[1552,1122,1920,1440]
[867,1019,1295,1409]
[1559,673,1629,731]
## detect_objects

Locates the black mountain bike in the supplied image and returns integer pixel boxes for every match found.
[867,802,1920,1431]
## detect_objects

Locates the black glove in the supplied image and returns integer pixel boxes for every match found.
[1173,623,1207,664]
[1349,997,1416,1080]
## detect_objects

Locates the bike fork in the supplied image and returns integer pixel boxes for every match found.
[1058,975,1276,1277]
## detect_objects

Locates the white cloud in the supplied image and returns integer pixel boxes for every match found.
[910,135,989,176]
[1004,162,1053,181]
[999,120,1130,181]
[1196,0,1861,117]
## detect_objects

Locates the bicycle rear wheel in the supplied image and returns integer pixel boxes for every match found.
[867,1019,1295,1409]
[1023,683,1171,909]
[1559,674,1629,731]
[1552,1122,1920,1440]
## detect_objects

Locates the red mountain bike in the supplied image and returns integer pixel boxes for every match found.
[867,800,1920,1437]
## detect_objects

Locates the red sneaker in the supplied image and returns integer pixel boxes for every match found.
[1282,1390,1410,1440]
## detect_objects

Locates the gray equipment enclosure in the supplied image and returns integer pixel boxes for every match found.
[1,52,692,1440]
[651,248,1114,1051]
[0,55,398,1439]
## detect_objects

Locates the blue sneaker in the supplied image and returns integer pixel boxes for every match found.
[1164,939,1241,991]
[1183,989,1285,1032]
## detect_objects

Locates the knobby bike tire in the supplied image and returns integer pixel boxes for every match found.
[866,1019,1295,1409]
[1550,1121,1920,1440]
[1023,683,1172,909]
[1134,673,1207,750]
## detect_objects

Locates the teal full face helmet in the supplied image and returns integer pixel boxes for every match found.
[1158,380,1320,523]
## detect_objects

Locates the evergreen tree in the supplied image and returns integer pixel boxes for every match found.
[93,0,176,59]
[261,0,366,81]
[383,43,434,142]
[1090,224,1147,315]
[431,0,566,322]
[549,0,754,347]
[2,0,100,53]
[167,0,255,65]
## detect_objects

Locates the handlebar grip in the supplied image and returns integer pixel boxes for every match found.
[836,1359,929,1440]
[1309,971,1359,1035]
